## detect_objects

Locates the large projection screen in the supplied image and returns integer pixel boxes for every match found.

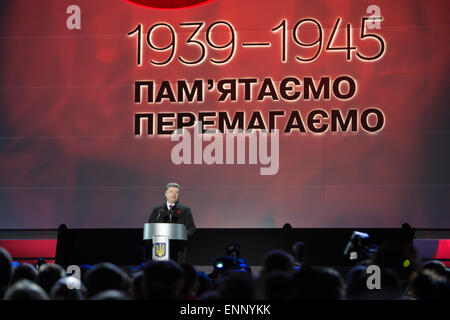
[0,0,449,229]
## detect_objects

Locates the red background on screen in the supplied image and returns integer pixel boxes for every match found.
[0,0,449,228]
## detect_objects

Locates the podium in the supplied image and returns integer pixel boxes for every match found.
[143,223,187,261]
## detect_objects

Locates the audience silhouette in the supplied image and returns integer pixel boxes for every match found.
[0,242,449,300]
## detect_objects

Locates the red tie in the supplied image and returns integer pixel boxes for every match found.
[169,204,173,210]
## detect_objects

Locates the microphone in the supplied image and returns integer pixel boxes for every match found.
[168,206,175,223]
[156,208,165,222]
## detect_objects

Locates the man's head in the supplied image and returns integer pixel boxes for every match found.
[3,279,49,300]
[165,182,180,204]
[84,262,130,299]
[262,249,295,275]
[12,262,38,284]
[0,247,13,298]
[142,260,184,300]
[37,263,65,294]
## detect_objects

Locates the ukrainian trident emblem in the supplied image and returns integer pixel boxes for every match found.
[155,243,166,258]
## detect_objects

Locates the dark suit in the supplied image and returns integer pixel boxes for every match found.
[148,201,197,237]
[147,201,196,263]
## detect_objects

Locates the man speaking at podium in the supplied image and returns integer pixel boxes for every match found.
[147,182,196,262]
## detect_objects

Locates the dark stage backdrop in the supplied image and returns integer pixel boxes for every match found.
[0,0,449,229]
